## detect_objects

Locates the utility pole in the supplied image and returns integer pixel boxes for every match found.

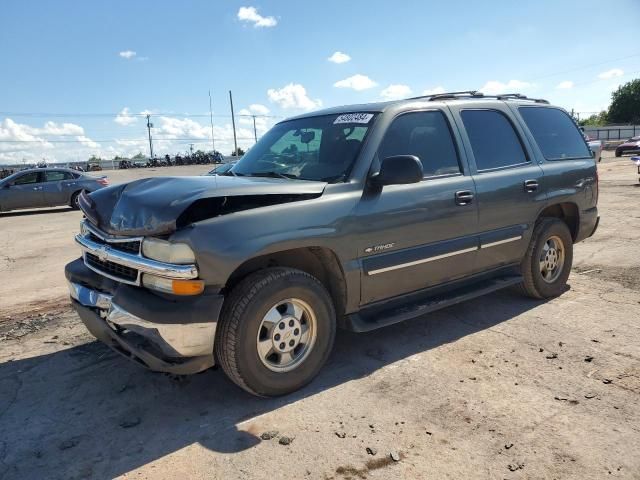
[229,90,238,156]
[252,115,258,143]
[189,143,194,156]
[146,114,154,159]
[208,90,216,152]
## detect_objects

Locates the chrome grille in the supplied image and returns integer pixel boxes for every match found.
[86,253,138,283]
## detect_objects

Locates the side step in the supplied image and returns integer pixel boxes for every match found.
[344,274,523,333]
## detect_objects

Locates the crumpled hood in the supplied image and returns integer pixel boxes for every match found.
[82,175,327,236]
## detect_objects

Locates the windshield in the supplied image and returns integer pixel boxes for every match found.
[231,113,377,182]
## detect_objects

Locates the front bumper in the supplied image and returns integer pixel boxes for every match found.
[66,259,223,375]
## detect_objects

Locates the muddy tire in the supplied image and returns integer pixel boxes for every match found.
[216,267,336,397]
[518,218,573,299]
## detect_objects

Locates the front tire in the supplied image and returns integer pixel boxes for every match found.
[70,191,82,210]
[518,218,573,299]
[216,267,336,396]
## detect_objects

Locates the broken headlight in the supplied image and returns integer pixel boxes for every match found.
[141,238,195,264]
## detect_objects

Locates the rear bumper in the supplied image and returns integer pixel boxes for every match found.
[575,207,599,243]
[66,258,223,375]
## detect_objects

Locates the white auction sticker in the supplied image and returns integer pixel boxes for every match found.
[333,113,374,124]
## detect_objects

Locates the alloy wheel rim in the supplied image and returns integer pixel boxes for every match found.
[256,298,317,372]
[539,235,565,283]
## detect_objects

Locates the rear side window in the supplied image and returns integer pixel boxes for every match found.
[44,171,69,182]
[378,111,460,177]
[461,110,528,170]
[519,107,591,160]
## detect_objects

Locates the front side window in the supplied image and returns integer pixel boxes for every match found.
[12,172,39,185]
[377,111,460,177]
[461,110,528,170]
[232,113,376,182]
[519,107,591,160]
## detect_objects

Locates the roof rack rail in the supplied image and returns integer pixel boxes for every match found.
[404,90,549,104]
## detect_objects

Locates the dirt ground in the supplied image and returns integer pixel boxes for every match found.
[1,153,639,480]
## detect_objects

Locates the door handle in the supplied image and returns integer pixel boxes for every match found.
[455,190,474,206]
[524,179,539,192]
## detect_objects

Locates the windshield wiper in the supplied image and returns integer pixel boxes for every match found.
[246,171,299,180]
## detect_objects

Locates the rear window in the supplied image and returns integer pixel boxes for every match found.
[519,107,591,160]
[460,110,528,170]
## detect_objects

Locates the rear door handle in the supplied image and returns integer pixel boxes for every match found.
[455,190,474,206]
[524,179,539,192]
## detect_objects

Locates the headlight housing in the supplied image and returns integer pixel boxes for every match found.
[142,238,196,264]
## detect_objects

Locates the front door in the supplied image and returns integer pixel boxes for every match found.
[3,171,45,210]
[356,109,479,305]
[449,104,546,271]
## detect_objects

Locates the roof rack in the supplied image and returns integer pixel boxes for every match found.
[405,90,549,104]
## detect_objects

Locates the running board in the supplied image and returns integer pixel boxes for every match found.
[344,275,523,333]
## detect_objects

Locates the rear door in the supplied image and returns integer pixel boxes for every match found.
[2,171,45,210]
[448,103,546,271]
[41,170,76,206]
[356,109,479,305]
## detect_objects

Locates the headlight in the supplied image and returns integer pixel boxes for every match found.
[142,238,195,264]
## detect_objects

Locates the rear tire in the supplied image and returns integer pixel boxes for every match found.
[70,191,82,210]
[216,267,336,397]
[518,218,573,299]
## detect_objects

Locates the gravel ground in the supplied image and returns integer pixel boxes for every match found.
[0,153,639,480]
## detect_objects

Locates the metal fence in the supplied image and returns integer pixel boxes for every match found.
[583,125,640,141]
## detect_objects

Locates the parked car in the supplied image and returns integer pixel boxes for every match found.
[0,168,108,212]
[66,91,599,396]
[615,135,640,157]
[205,161,237,175]
[118,160,134,169]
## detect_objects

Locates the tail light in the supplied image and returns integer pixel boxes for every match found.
[96,177,109,186]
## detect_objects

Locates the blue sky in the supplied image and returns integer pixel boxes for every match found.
[1,0,639,163]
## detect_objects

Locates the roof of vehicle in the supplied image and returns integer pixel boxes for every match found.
[284,91,552,122]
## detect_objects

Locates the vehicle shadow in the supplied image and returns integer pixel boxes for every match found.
[0,289,549,480]
[0,207,75,217]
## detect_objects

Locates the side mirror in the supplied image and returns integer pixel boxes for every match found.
[370,155,423,187]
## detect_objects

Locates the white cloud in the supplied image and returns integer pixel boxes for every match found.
[267,83,322,110]
[248,103,270,115]
[598,68,623,79]
[114,107,138,126]
[119,50,136,59]
[333,74,377,91]
[556,80,574,90]
[422,86,446,96]
[380,84,413,100]
[479,80,532,95]
[328,51,351,64]
[237,6,277,28]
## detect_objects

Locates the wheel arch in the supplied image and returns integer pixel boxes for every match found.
[537,202,579,241]
[225,247,348,317]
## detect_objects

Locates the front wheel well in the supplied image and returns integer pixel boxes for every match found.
[225,247,348,316]
[538,203,579,241]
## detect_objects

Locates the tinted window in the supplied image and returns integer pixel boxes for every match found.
[519,107,591,160]
[44,171,70,182]
[461,110,528,170]
[12,172,39,185]
[378,111,460,176]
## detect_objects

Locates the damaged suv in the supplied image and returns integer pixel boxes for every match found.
[66,91,599,396]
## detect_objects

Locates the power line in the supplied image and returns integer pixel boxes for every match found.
[527,52,640,81]
[0,112,282,119]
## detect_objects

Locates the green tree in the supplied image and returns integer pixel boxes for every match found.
[131,152,146,160]
[87,154,102,164]
[579,110,609,127]
[231,147,245,156]
[607,78,640,124]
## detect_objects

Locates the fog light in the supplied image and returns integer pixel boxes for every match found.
[142,274,205,296]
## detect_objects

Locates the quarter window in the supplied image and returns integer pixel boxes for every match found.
[378,111,461,177]
[461,110,528,170]
[519,107,591,160]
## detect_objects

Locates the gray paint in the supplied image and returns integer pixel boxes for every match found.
[78,97,598,315]
[0,168,106,212]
